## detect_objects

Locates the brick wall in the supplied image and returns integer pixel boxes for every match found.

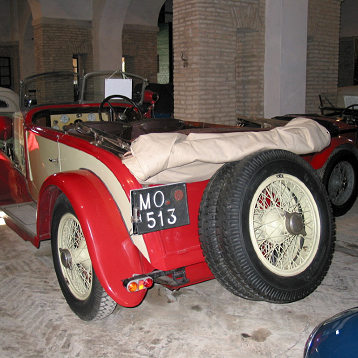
[32,18,93,104]
[33,18,93,74]
[306,0,341,112]
[235,1,265,118]
[173,0,265,124]
[122,24,158,83]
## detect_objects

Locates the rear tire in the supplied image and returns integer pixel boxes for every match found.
[321,150,358,216]
[51,194,117,320]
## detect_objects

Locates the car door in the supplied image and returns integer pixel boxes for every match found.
[0,113,34,205]
[26,128,62,200]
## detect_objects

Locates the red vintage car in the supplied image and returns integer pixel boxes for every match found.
[0,71,353,321]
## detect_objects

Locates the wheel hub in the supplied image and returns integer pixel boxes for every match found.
[331,172,347,193]
[262,209,286,240]
[285,212,306,235]
[60,248,73,269]
[262,209,306,243]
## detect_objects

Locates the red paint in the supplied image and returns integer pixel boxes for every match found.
[305,136,356,169]
[38,170,149,307]
[0,152,32,205]
[141,180,209,271]
[0,115,12,140]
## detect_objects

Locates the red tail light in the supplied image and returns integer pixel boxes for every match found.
[126,276,154,292]
[143,277,153,288]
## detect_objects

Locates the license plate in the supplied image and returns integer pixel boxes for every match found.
[131,183,190,234]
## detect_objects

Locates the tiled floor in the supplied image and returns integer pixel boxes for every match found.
[1,202,358,358]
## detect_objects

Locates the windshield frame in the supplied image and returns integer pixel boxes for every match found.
[19,70,149,110]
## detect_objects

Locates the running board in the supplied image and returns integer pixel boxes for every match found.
[1,202,37,237]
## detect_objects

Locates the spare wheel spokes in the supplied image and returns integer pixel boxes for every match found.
[250,173,320,277]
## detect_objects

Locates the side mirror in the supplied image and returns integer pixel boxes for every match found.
[0,115,12,141]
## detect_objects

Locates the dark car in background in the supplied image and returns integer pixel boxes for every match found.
[304,307,358,358]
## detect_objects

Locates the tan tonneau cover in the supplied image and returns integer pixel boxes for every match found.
[122,117,330,184]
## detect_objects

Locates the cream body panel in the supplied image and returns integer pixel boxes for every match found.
[58,143,149,262]
[27,133,61,199]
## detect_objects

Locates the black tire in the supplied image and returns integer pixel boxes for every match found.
[216,150,335,303]
[199,163,261,300]
[51,194,117,320]
[321,149,358,217]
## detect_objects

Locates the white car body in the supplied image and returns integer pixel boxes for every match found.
[0,87,19,116]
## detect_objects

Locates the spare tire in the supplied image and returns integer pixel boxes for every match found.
[199,149,335,303]
[199,162,261,300]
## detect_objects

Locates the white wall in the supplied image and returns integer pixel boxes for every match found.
[125,0,165,26]
[28,0,92,21]
[92,0,130,70]
[264,0,308,117]
[93,0,165,70]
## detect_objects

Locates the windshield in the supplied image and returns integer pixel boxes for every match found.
[20,70,148,110]
[80,70,148,105]
[20,71,76,109]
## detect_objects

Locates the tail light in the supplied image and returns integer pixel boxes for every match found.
[126,276,154,293]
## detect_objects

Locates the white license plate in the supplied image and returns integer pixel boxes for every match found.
[131,183,190,234]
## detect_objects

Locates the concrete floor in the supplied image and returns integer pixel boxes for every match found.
[1,202,358,358]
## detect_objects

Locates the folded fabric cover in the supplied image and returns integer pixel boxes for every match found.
[122,117,331,184]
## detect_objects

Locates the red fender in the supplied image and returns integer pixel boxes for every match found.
[37,169,147,307]
[306,136,356,170]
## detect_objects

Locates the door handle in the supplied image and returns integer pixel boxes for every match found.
[48,158,58,163]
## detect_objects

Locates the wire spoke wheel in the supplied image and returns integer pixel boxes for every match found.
[52,194,117,320]
[249,174,320,276]
[327,160,354,206]
[322,149,358,217]
[57,213,92,300]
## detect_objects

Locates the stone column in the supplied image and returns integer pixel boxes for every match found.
[173,0,266,124]
[173,0,237,124]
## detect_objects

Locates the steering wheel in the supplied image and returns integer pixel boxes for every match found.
[99,94,143,122]
[342,104,358,112]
